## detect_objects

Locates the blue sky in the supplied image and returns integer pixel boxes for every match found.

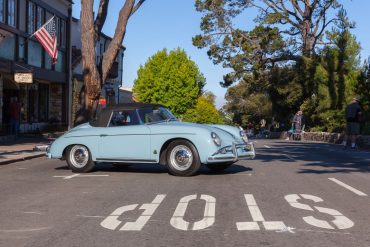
[72,0,370,108]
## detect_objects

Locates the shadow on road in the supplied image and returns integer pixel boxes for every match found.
[54,163,252,176]
[255,140,370,174]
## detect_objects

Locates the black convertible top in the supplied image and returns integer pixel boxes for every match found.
[90,103,165,127]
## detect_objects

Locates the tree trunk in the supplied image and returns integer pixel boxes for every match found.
[76,0,145,125]
[80,0,102,123]
[101,0,135,83]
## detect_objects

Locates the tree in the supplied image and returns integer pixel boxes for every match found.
[80,0,146,121]
[183,92,224,124]
[193,0,341,87]
[133,48,206,116]
[223,80,273,126]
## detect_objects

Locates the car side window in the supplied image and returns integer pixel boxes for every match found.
[109,110,139,127]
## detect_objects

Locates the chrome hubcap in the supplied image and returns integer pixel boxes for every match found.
[170,145,193,171]
[69,145,89,168]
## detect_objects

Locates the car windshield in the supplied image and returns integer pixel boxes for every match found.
[138,106,177,124]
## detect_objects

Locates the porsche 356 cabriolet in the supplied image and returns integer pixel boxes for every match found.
[47,103,255,176]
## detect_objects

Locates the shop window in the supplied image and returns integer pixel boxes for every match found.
[36,6,44,29]
[59,19,66,48]
[27,1,35,33]
[55,51,64,72]
[28,39,42,67]
[7,0,16,27]
[28,84,38,122]
[0,0,4,23]
[0,29,15,60]
[19,84,28,123]
[38,83,49,122]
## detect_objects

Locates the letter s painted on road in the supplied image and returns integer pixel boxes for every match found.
[284,194,354,230]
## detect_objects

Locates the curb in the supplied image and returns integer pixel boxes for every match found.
[0,153,46,165]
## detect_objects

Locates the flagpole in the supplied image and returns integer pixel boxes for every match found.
[29,15,55,38]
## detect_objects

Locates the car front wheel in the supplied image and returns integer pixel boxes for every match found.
[66,145,95,173]
[166,140,201,176]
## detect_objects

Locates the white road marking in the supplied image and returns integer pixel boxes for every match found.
[120,194,166,231]
[285,194,354,230]
[54,174,80,179]
[276,226,296,233]
[230,173,252,176]
[245,194,265,221]
[0,227,50,232]
[79,175,110,177]
[296,228,351,235]
[237,194,287,231]
[263,145,271,149]
[100,194,166,231]
[170,194,216,231]
[193,195,216,230]
[18,168,27,170]
[23,212,42,215]
[53,174,109,179]
[328,178,367,196]
[77,215,105,218]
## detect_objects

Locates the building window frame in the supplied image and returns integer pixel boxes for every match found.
[7,0,16,27]
[27,0,35,34]
[0,0,17,26]
[0,0,5,23]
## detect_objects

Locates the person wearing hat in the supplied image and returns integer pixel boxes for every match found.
[343,97,362,149]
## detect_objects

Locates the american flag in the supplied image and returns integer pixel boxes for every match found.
[33,16,58,64]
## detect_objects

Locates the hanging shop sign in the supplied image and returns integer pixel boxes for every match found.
[14,73,33,83]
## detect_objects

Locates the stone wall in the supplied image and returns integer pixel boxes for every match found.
[271,131,370,148]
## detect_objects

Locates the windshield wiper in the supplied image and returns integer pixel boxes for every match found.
[166,117,177,123]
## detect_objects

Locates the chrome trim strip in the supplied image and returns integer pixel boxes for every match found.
[96,158,157,163]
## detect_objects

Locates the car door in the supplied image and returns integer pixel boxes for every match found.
[97,110,152,162]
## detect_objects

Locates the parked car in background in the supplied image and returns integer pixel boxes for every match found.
[47,103,255,176]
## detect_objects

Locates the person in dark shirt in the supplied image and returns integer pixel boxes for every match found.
[343,97,362,149]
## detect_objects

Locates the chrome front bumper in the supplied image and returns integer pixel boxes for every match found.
[207,142,255,163]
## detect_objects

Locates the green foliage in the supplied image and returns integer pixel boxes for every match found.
[224,80,273,126]
[183,92,223,124]
[133,48,205,116]
[194,1,366,134]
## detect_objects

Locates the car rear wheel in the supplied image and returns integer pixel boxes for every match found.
[66,145,95,173]
[166,140,201,176]
[207,162,234,172]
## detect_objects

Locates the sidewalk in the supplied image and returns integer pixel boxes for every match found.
[0,136,52,165]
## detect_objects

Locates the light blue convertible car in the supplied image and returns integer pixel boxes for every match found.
[47,103,255,176]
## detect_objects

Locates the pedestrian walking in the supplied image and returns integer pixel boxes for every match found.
[287,110,305,140]
[9,97,21,136]
[343,97,362,149]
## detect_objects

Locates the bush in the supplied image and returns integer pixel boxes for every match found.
[361,122,370,135]
[308,109,345,133]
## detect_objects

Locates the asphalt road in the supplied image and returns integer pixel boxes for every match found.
[1,139,370,247]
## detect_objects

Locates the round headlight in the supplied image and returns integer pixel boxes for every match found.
[211,132,221,146]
